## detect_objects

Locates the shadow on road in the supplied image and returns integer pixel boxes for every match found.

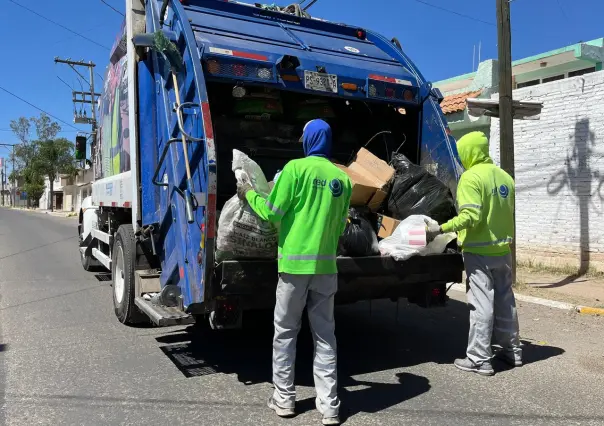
[156,297,564,418]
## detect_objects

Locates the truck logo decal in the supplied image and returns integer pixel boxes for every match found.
[105,183,113,196]
[344,46,360,54]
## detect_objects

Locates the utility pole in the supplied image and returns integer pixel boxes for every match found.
[54,58,99,203]
[0,143,16,207]
[496,0,517,282]
[1,157,4,206]
[54,57,99,150]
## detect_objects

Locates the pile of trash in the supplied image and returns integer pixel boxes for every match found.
[215,150,278,262]
[216,146,458,262]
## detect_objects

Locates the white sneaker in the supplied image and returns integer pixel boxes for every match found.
[322,415,341,425]
[267,397,295,418]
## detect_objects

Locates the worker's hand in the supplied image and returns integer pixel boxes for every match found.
[425,220,442,243]
[237,182,253,201]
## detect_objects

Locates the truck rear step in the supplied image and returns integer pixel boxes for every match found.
[92,248,112,270]
[134,296,195,326]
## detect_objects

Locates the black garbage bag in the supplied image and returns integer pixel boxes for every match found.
[390,153,426,194]
[388,154,456,224]
[338,208,379,257]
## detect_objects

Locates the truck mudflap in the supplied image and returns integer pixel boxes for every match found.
[215,253,463,310]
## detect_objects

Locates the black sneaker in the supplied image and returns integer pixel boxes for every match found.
[267,397,296,418]
[454,357,495,376]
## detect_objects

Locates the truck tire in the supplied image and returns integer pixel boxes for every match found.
[112,224,147,325]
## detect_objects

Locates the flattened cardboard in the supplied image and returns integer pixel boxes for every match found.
[377,214,401,239]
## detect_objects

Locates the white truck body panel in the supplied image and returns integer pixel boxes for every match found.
[126,0,146,229]
[92,171,134,208]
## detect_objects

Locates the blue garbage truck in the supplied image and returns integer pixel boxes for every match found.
[78,0,464,328]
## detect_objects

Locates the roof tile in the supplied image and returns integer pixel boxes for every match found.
[441,90,482,114]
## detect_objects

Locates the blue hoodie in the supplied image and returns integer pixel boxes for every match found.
[302,119,332,158]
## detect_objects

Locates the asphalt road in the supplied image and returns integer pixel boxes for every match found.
[1,207,604,426]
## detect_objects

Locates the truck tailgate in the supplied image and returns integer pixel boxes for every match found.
[217,254,463,308]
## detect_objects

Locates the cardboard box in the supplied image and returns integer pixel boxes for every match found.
[337,148,395,211]
[347,148,395,186]
[335,164,376,206]
[377,214,401,239]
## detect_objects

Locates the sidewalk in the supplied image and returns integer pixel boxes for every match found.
[7,206,77,218]
[517,269,604,309]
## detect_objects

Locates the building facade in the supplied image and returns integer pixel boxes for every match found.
[433,38,604,273]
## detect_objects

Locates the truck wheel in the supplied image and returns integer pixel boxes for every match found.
[112,224,147,325]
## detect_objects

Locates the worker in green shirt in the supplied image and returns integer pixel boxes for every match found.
[237,119,352,425]
[426,131,521,376]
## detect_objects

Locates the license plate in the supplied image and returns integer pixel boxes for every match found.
[304,71,338,93]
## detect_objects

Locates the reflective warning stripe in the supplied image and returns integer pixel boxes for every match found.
[208,46,268,61]
[278,254,337,261]
[464,237,513,247]
[369,74,413,86]
[459,203,482,210]
[265,200,285,216]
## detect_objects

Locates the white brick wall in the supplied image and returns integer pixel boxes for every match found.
[490,71,604,272]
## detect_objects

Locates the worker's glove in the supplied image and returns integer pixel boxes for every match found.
[425,220,442,243]
[268,181,275,190]
[237,182,253,201]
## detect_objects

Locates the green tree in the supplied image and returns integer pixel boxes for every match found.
[9,113,64,208]
[34,138,77,212]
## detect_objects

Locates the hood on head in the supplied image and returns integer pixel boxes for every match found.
[456,131,492,170]
[301,119,332,158]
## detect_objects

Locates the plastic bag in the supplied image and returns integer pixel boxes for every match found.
[216,150,278,261]
[338,208,379,257]
[388,154,456,224]
[378,215,456,261]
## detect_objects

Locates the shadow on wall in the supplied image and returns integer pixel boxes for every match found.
[547,118,603,283]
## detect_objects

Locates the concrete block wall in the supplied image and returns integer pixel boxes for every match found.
[490,71,604,272]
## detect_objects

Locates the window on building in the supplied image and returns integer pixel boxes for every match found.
[568,67,596,77]
[517,79,540,89]
[542,74,564,83]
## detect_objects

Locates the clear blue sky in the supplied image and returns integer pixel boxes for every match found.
[0,0,602,161]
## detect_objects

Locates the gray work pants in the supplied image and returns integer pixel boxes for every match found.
[272,273,340,418]
[464,252,522,365]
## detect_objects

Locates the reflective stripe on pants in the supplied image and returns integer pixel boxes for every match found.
[272,273,340,417]
[464,252,522,365]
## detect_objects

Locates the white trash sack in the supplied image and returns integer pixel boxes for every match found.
[378,215,456,261]
[216,150,278,261]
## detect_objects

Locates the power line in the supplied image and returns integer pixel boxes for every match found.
[100,0,124,17]
[0,85,81,131]
[56,75,74,91]
[411,0,496,26]
[6,0,110,50]
[69,64,91,86]
[555,0,569,20]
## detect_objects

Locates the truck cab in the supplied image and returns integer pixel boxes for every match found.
[79,0,464,328]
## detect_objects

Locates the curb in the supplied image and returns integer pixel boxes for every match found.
[576,306,604,316]
[448,283,602,315]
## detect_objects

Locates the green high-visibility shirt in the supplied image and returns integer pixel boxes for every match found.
[246,156,352,274]
[441,131,515,256]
